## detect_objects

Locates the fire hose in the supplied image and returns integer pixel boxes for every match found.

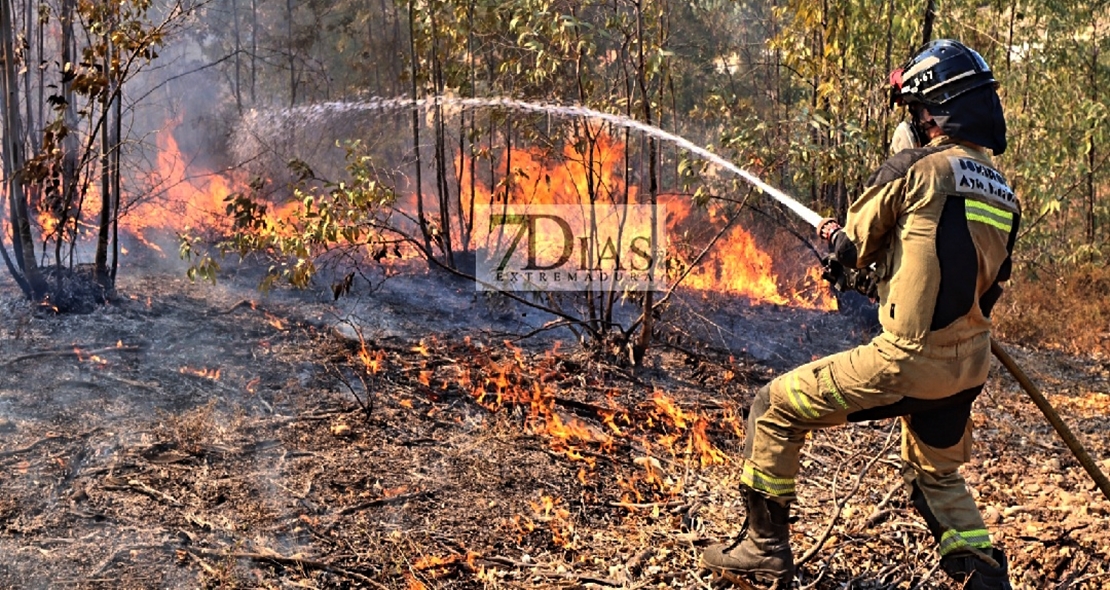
[747,180,1110,502]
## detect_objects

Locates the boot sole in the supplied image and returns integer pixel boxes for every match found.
[700,559,793,589]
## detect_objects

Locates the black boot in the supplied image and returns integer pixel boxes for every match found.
[701,485,794,587]
[941,548,1013,590]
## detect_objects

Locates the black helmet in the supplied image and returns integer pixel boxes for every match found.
[889,39,996,106]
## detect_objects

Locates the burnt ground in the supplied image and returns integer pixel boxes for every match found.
[0,266,1108,590]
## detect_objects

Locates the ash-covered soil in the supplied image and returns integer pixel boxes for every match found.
[0,269,1107,589]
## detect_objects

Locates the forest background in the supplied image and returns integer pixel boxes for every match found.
[1,0,1108,355]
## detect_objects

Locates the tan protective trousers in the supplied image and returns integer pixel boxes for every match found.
[742,330,995,557]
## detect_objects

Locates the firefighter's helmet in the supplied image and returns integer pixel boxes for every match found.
[889,40,996,107]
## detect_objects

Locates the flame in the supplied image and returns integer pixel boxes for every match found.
[73,347,107,366]
[677,218,789,304]
[264,313,285,330]
[28,113,836,315]
[117,117,832,312]
[376,338,744,508]
[458,129,836,309]
[691,417,727,467]
[179,366,221,380]
[652,391,688,429]
[125,119,238,244]
[358,345,385,374]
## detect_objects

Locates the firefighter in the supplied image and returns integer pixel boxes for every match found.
[701,39,1019,590]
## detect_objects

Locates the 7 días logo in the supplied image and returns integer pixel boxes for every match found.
[473,205,666,292]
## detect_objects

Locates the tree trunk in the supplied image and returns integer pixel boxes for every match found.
[430,8,453,267]
[94,44,112,287]
[61,0,79,246]
[110,83,121,282]
[463,0,475,246]
[0,0,45,298]
[633,0,658,366]
[408,0,431,262]
[21,0,33,145]
[231,0,243,114]
[921,0,936,45]
[286,0,296,106]
[250,0,257,103]
[1087,38,1099,250]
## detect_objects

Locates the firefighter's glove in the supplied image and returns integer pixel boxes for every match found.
[849,265,880,301]
[817,217,842,245]
[821,256,880,301]
[820,255,847,290]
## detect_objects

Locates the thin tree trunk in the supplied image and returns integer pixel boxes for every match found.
[921,0,936,45]
[22,0,33,145]
[286,0,296,106]
[250,0,257,103]
[455,110,468,251]
[632,0,657,366]
[0,0,44,297]
[94,44,112,287]
[881,0,894,152]
[36,2,43,150]
[408,0,431,262]
[368,3,380,91]
[388,0,401,95]
[430,7,453,267]
[231,0,243,114]
[1087,36,1099,249]
[110,83,121,283]
[464,0,475,245]
[6,191,24,274]
[61,0,79,247]
[0,34,31,299]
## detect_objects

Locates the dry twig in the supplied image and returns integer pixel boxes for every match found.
[797,424,898,566]
[4,345,143,367]
[184,547,387,588]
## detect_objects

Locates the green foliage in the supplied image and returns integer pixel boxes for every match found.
[184,141,398,290]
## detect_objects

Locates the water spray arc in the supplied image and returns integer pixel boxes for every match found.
[239,96,825,228]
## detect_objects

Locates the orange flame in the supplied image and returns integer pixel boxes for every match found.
[179,366,221,380]
[125,119,238,245]
[691,417,728,467]
[73,347,108,366]
[459,129,836,309]
[99,118,836,316]
[106,117,833,311]
[358,345,385,374]
[652,391,688,430]
[264,314,286,330]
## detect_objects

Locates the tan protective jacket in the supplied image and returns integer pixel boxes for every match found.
[839,136,1020,353]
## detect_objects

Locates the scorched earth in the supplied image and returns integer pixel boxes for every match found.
[0,268,1107,589]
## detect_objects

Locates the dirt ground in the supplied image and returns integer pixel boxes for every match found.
[0,267,1107,590]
